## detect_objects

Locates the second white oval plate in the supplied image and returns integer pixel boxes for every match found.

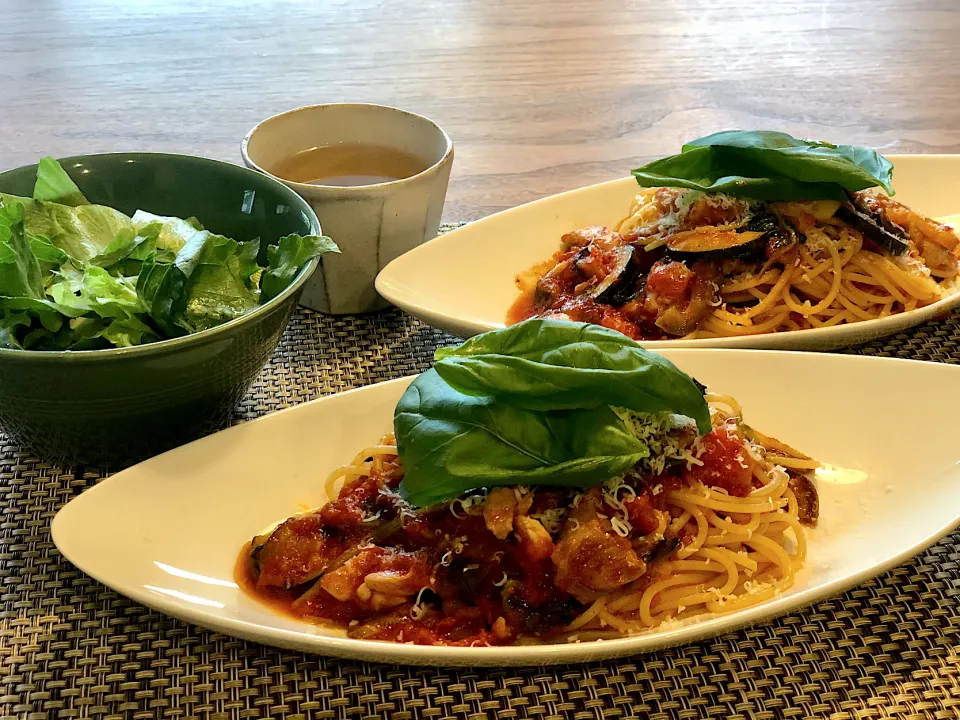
[51,350,960,666]
[376,155,960,348]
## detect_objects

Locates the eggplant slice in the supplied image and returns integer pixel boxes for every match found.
[588,245,644,305]
[664,210,805,263]
[787,472,820,526]
[664,211,790,261]
[665,227,765,260]
[836,201,910,255]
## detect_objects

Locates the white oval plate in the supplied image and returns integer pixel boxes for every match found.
[51,350,960,666]
[376,155,960,348]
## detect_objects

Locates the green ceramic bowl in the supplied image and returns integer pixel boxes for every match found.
[0,153,321,468]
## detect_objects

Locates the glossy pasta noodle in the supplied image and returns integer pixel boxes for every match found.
[239,394,819,645]
[510,186,960,341]
[545,394,816,639]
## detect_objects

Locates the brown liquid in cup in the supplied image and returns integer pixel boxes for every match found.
[268,143,430,187]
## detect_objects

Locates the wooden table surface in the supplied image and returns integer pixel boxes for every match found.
[2,0,959,222]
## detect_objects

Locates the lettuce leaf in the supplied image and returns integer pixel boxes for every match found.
[49,266,143,319]
[181,233,261,332]
[0,194,135,264]
[101,315,158,347]
[0,201,69,342]
[0,311,33,348]
[90,222,164,268]
[0,158,341,350]
[0,201,45,300]
[33,156,89,207]
[132,210,203,254]
[261,233,339,301]
[28,234,70,280]
[0,296,67,332]
[136,228,212,336]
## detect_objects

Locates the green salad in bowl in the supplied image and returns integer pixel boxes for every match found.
[0,153,338,467]
[0,157,337,350]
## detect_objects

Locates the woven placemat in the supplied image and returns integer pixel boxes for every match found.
[2,224,960,720]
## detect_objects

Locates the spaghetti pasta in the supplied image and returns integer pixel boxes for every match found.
[239,397,818,645]
[508,185,960,340]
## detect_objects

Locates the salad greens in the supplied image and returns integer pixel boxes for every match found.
[631,130,895,201]
[395,319,710,507]
[0,157,338,350]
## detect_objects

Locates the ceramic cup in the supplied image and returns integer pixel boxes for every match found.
[242,104,454,314]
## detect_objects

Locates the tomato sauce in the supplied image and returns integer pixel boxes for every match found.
[685,426,754,497]
[506,291,538,325]
[237,422,785,645]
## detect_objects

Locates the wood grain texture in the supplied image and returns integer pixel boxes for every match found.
[2,0,959,221]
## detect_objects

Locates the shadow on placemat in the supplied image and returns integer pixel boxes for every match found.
[2,303,960,719]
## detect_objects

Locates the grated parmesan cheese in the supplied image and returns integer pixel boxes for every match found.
[613,409,701,477]
[377,487,417,519]
[361,510,382,523]
[449,491,487,519]
[410,587,432,620]
[513,486,531,501]
[531,506,567,535]
[610,515,632,537]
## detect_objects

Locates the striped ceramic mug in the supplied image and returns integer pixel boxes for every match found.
[242,103,454,314]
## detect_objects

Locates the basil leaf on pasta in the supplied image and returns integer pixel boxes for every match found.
[632,130,894,201]
[395,319,710,507]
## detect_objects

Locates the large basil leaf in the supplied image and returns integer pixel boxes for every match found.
[632,130,894,201]
[395,369,651,507]
[434,319,711,433]
[395,319,711,506]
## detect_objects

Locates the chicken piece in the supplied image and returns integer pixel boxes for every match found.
[319,548,383,601]
[515,516,554,562]
[853,189,959,276]
[319,547,430,605]
[364,568,425,596]
[551,490,645,597]
[252,513,340,589]
[483,488,518,540]
[920,241,958,278]
[552,518,646,595]
[517,490,534,516]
